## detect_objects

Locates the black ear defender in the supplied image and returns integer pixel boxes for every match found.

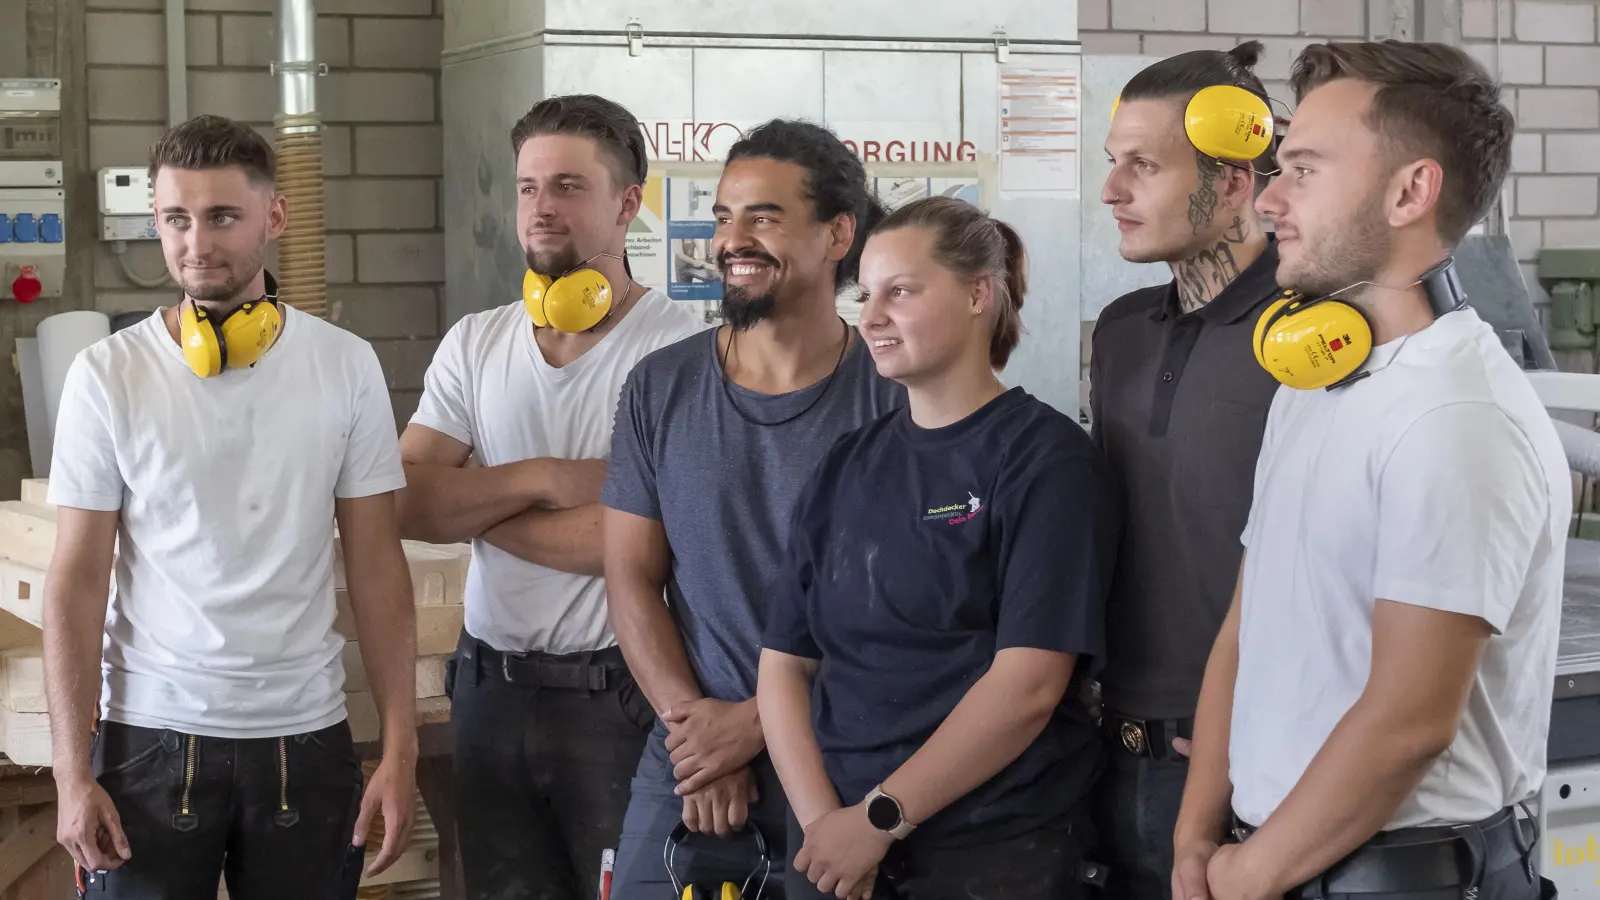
[664,820,772,900]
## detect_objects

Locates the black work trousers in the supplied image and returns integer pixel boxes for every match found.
[83,718,366,900]
[449,632,655,900]
[785,815,1095,900]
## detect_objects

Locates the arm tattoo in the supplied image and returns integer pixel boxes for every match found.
[1187,152,1221,234]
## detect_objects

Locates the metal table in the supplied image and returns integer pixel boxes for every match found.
[1537,540,1600,897]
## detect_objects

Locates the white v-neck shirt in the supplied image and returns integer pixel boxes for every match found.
[410,289,704,654]
[1231,307,1569,829]
[47,303,406,739]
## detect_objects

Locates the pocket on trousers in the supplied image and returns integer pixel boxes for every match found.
[616,676,659,734]
[92,724,171,780]
[299,722,363,776]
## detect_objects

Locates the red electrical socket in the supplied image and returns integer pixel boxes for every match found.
[11,266,42,304]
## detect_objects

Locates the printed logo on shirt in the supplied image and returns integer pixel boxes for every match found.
[923,491,983,526]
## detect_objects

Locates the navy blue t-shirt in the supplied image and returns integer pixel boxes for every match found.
[762,387,1120,845]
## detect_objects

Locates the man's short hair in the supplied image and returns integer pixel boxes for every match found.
[148,114,276,186]
[1289,40,1514,245]
[509,94,649,190]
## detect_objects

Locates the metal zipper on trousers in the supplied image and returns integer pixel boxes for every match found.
[274,736,300,827]
[172,734,199,831]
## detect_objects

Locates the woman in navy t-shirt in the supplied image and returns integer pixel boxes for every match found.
[757,195,1122,899]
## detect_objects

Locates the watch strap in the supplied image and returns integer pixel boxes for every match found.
[865,785,916,840]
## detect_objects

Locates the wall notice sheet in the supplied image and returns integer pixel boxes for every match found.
[665,175,723,307]
[998,59,1081,195]
[626,174,670,295]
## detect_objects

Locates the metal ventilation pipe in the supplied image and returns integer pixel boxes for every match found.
[272,0,328,319]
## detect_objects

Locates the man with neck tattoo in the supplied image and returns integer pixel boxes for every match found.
[1088,42,1285,900]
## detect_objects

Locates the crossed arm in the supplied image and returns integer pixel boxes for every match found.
[396,424,607,575]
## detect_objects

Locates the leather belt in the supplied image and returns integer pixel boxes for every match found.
[1233,806,1537,896]
[468,639,626,692]
[1104,711,1193,760]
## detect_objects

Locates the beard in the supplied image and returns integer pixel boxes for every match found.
[526,244,583,279]
[718,250,782,332]
[1280,188,1392,298]
[177,241,267,304]
[719,285,777,331]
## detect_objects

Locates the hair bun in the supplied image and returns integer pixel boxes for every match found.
[1229,40,1265,70]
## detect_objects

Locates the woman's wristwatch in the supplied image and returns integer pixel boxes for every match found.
[863,785,917,839]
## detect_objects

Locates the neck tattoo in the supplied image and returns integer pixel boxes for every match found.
[1174,215,1249,313]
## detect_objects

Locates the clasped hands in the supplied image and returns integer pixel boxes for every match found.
[1174,840,1283,900]
[663,698,764,836]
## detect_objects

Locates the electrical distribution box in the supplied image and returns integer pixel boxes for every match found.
[0,160,65,303]
[98,167,158,241]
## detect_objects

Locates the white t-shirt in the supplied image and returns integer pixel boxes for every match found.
[409,289,704,655]
[1232,306,1569,830]
[47,304,406,740]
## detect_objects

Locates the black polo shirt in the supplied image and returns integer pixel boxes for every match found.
[763,388,1119,845]
[1088,240,1283,721]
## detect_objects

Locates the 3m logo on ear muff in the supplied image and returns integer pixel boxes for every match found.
[1252,289,1374,390]
[180,297,283,378]
[1112,84,1275,162]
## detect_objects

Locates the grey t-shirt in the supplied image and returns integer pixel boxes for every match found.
[602,326,907,701]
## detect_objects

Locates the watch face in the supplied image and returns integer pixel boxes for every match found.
[867,795,900,830]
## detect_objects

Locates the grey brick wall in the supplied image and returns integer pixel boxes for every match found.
[84,0,443,428]
[1077,0,1600,404]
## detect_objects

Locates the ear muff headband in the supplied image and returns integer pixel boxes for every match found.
[665,821,771,900]
[521,256,618,333]
[1112,84,1276,163]
[179,282,284,378]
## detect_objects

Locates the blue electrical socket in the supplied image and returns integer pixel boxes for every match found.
[12,213,37,243]
[40,214,63,243]
[0,215,10,243]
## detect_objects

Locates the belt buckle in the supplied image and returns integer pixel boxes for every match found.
[501,651,527,684]
[1118,717,1150,756]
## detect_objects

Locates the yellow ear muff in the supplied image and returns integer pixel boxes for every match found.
[1185,84,1274,162]
[1253,292,1374,390]
[522,268,614,333]
[179,299,283,378]
[180,303,224,378]
[522,270,553,328]
[722,883,742,900]
[542,268,614,333]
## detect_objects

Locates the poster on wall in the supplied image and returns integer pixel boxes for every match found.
[627,174,670,295]
[873,176,982,212]
[665,175,723,308]
[998,57,1081,195]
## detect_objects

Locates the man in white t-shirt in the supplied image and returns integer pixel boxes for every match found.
[43,114,419,899]
[1173,42,1568,900]
[396,94,702,900]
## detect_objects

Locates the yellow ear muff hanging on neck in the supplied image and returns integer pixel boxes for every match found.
[1184,84,1274,162]
[522,267,614,333]
[179,296,283,378]
[522,270,553,328]
[1253,289,1373,390]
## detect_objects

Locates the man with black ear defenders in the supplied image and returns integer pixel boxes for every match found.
[44,113,419,900]
[1090,43,1286,900]
[397,94,702,900]
[1175,40,1567,900]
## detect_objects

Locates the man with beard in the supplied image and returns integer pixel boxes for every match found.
[44,114,418,897]
[602,119,905,896]
[1089,42,1285,900]
[397,95,701,900]
[1174,42,1567,900]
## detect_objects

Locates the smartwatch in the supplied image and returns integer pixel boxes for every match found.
[863,785,916,840]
